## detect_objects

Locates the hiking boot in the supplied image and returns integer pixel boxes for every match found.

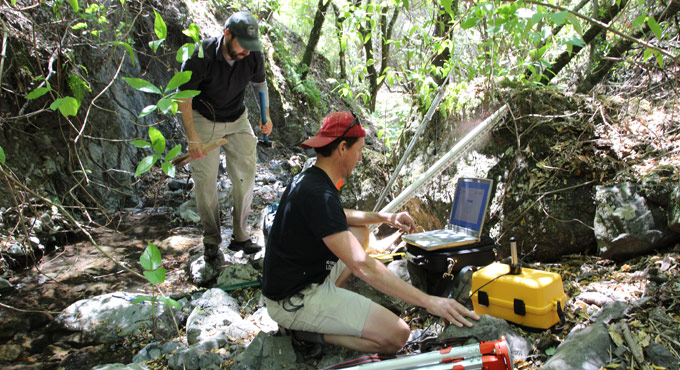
[228,238,260,254]
[204,243,225,267]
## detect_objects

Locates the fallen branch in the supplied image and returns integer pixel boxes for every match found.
[619,322,652,370]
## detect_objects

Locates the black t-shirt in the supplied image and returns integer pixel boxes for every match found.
[180,35,266,122]
[262,166,349,301]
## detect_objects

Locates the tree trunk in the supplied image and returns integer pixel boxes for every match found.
[538,0,628,85]
[431,3,455,85]
[577,1,680,92]
[331,2,347,80]
[301,0,331,80]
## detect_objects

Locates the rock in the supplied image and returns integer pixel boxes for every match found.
[133,342,163,363]
[233,331,296,370]
[198,352,224,370]
[669,183,680,233]
[178,199,201,224]
[594,183,672,261]
[0,310,24,340]
[216,263,260,287]
[92,364,149,370]
[387,259,410,284]
[0,343,22,362]
[575,291,614,306]
[439,315,530,361]
[541,322,613,370]
[167,347,200,370]
[55,292,179,343]
[185,288,257,345]
[0,277,13,292]
[189,255,220,286]
[590,301,630,325]
[645,343,679,370]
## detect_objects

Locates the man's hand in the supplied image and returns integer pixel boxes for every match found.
[188,139,206,160]
[259,117,273,136]
[390,212,417,233]
[425,296,480,328]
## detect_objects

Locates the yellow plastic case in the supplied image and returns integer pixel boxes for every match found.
[470,262,568,329]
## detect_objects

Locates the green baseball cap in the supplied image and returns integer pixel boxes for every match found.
[224,12,262,51]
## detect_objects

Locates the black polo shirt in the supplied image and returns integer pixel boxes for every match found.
[180,35,265,122]
[262,166,350,301]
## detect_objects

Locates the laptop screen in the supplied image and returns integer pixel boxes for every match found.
[449,179,492,231]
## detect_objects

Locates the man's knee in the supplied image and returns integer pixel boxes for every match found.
[376,320,409,353]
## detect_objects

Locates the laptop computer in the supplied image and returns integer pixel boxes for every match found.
[402,178,493,251]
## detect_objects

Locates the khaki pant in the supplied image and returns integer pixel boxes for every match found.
[264,260,372,337]
[190,109,257,244]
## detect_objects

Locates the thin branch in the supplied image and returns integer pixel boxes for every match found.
[527,1,679,62]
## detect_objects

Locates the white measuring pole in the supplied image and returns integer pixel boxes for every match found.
[377,104,508,216]
[340,343,483,370]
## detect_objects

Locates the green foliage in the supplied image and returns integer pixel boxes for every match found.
[132,127,182,178]
[0,146,5,165]
[149,9,167,53]
[122,72,200,117]
[131,242,181,313]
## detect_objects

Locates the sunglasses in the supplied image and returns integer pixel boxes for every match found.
[339,113,360,138]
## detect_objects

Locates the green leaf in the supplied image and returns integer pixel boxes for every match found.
[148,126,166,154]
[112,41,135,66]
[148,39,164,54]
[134,155,157,177]
[157,296,181,309]
[643,48,654,62]
[165,71,193,93]
[165,144,182,161]
[440,0,453,16]
[176,43,195,63]
[144,268,166,285]
[171,90,200,100]
[632,15,646,28]
[461,16,480,29]
[565,13,583,36]
[139,105,157,117]
[67,0,78,12]
[654,50,664,68]
[183,23,201,43]
[72,22,88,30]
[131,140,151,148]
[157,98,172,114]
[0,146,5,165]
[26,86,52,99]
[140,242,163,271]
[50,97,80,117]
[153,9,167,39]
[565,36,585,48]
[161,161,176,177]
[546,347,556,356]
[647,16,662,40]
[122,77,161,94]
[131,296,152,304]
[550,11,568,25]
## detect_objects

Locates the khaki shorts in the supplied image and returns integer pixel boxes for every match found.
[264,260,372,337]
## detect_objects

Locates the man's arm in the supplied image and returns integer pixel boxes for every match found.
[344,209,416,233]
[178,98,205,160]
[250,80,273,135]
[323,230,479,327]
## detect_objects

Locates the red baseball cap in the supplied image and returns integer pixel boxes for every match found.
[300,111,366,148]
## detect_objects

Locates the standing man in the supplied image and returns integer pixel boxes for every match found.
[262,112,479,354]
[178,11,271,262]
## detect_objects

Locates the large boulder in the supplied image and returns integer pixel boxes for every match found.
[541,322,613,370]
[594,182,677,261]
[185,288,257,345]
[55,292,180,343]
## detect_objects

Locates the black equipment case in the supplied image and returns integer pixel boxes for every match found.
[405,236,498,298]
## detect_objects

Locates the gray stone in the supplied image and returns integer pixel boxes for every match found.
[590,301,629,324]
[189,255,220,285]
[198,352,224,369]
[185,288,257,345]
[575,291,614,306]
[594,183,671,260]
[541,322,613,370]
[234,331,296,370]
[167,347,200,370]
[439,315,530,361]
[55,292,178,343]
[133,342,162,363]
[216,263,260,287]
[645,343,679,370]
[92,364,149,370]
[0,343,22,362]
[161,340,184,355]
[669,183,680,233]
[387,259,411,284]
[178,199,201,224]
[0,277,14,292]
